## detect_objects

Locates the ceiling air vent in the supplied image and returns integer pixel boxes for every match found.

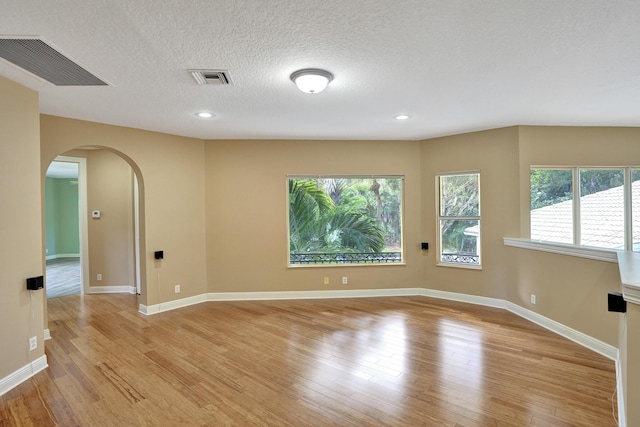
[189,69,232,85]
[0,38,107,86]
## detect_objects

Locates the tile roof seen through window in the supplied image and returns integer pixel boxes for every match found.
[530,180,640,249]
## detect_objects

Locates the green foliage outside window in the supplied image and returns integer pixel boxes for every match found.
[288,177,402,261]
[530,169,572,210]
[531,168,629,210]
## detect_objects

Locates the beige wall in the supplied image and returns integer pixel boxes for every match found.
[420,127,521,300]
[0,77,44,378]
[509,248,620,345]
[87,149,135,288]
[626,303,640,425]
[205,139,422,293]
[40,115,207,306]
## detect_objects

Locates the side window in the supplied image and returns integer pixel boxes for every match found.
[530,168,573,244]
[437,172,481,267]
[633,169,640,251]
[531,167,631,250]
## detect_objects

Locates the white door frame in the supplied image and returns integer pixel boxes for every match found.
[134,173,141,294]
[53,155,90,294]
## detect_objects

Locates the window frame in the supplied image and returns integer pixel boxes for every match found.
[436,171,482,269]
[286,174,405,268]
[530,166,638,251]
[529,167,574,245]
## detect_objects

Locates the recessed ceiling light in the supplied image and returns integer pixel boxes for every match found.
[394,114,411,120]
[290,68,333,94]
[196,112,214,118]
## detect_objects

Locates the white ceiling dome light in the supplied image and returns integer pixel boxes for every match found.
[290,68,333,94]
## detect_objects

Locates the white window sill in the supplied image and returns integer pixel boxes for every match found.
[503,237,619,263]
[616,251,640,305]
[288,263,406,269]
[436,262,482,270]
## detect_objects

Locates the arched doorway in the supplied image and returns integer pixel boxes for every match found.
[43,147,146,321]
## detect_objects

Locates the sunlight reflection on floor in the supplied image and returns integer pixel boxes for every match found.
[438,318,484,412]
[305,312,410,416]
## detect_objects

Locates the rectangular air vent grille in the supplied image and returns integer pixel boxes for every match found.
[0,38,107,86]
[189,69,232,85]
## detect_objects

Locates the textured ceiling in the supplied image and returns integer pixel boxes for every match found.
[1,1,639,141]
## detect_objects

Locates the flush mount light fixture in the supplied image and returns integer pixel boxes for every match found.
[195,112,214,118]
[394,114,411,120]
[290,68,333,94]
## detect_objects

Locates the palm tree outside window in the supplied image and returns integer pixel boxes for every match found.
[287,175,403,266]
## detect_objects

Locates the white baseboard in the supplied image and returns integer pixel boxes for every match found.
[505,301,618,360]
[208,287,426,302]
[616,354,626,427]
[423,288,506,309]
[0,355,48,397]
[45,254,80,261]
[140,288,424,315]
[417,289,617,361]
[89,286,136,294]
[139,293,207,315]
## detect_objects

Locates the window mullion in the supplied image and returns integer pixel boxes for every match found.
[625,167,632,251]
[573,167,580,245]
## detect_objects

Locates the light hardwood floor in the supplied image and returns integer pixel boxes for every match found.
[1,294,617,426]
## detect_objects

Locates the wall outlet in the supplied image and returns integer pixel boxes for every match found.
[323,277,329,285]
[174,284,180,294]
[97,273,102,281]
[342,277,348,285]
[531,294,536,304]
[29,336,37,351]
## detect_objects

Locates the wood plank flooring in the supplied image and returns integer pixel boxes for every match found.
[0,295,618,426]
[45,258,81,299]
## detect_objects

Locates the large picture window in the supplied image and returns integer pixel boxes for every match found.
[530,167,640,250]
[288,175,403,266]
[437,172,481,267]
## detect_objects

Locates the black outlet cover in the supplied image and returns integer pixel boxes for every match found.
[27,275,44,290]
